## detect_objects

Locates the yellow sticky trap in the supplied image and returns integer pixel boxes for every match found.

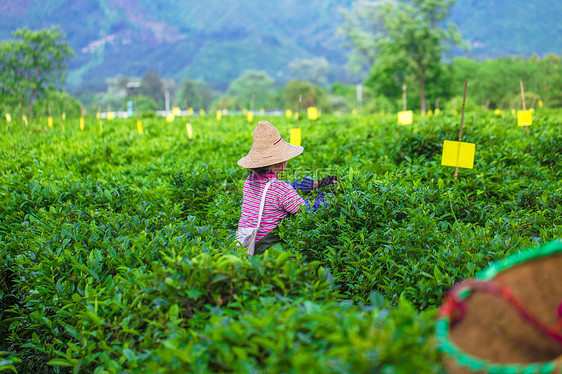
[22,115,28,126]
[186,123,193,139]
[427,110,433,116]
[441,140,475,169]
[96,112,101,119]
[61,123,65,133]
[538,100,543,108]
[294,112,299,120]
[494,109,503,115]
[434,108,440,116]
[80,117,85,130]
[172,107,181,116]
[259,108,265,115]
[188,108,193,116]
[107,112,115,120]
[290,128,302,146]
[216,110,222,121]
[242,108,248,115]
[62,112,66,120]
[530,108,535,114]
[397,110,413,125]
[285,109,292,118]
[99,120,103,133]
[137,120,143,135]
[307,107,318,120]
[247,111,254,122]
[517,110,532,126]
[511,109,516,116]
[166,113,175,122]
[199,109,205,116]
[5,113,11,122]
[48,117,53,127]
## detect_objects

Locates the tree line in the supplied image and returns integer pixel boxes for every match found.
[54,54,562,117]
[68,52,562,117]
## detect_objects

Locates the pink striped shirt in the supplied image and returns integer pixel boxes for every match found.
[238,173,305,242]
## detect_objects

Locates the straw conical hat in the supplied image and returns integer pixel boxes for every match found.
[237,121,303,169]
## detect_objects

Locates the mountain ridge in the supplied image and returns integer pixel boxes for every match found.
[0,0,560,90]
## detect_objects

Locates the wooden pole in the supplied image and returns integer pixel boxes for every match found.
[520,79,526,110]
[402,84,407,111]
[356,84,363,107]
[454,79,468,180]
[520,79,530,133]
[296,94,302,128]
[57,105,64,133]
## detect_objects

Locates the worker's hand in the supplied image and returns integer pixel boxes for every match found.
[315,175,338,189]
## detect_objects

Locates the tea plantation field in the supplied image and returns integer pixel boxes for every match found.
[0,110,561,373]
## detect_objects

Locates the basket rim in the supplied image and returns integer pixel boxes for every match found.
[435,239,562,372]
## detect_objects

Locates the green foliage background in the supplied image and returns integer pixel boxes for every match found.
[0,109,560,372]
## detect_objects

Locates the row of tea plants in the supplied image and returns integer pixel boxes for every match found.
[0,110,560,372]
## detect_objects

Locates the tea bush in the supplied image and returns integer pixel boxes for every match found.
[0,110,560,372]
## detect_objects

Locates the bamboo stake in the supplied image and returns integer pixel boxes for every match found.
[520,80,526,110]
[296,94,302,128]
[454,79,468,180]
[58,105,64,133]
[520,79,530,133]
[402,84,407,111]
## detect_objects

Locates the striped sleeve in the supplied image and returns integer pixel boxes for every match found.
[279,183,305,214]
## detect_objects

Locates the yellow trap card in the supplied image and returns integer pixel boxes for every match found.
[397,110,413,125]
[290,128,301,146]
[517,110,532,126]
[441,140,475,169]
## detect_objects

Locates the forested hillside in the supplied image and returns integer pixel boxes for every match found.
[0,0,560,89]
[450,0,562,58]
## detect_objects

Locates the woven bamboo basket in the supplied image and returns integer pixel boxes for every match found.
[436,240,562,373]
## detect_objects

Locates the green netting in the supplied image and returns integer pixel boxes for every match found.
[478,240,562,281]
